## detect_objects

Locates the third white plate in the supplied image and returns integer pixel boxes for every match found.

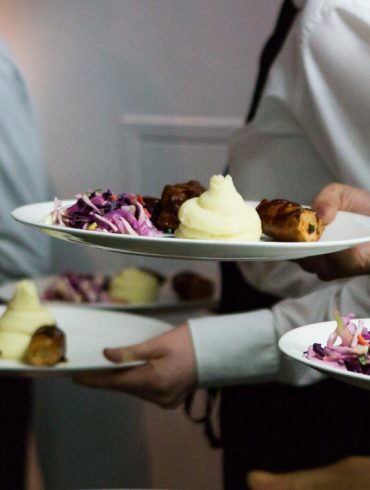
[279,320,370,391]
[0,275,219,312]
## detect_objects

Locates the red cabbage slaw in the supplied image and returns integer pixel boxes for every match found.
[306,312,370,375]
[50,190,162,237]
[43,271,110,303]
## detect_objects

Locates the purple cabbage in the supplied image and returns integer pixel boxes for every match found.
[43,271,110,303]
[50,190,162,237]
[305,313,370,375]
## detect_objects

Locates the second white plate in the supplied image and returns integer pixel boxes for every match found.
[12,200,370,261]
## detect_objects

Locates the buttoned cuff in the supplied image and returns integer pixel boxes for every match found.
[189,309,279,388]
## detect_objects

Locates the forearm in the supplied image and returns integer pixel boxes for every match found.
[0,42,51,282]
[0,224,51,283]
[189,309,278,388]
[189,275,370,388]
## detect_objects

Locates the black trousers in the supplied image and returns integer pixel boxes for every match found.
[221,379,370,490]
[0,378,32,490]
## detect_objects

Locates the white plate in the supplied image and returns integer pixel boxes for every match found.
[279,319,370,390]
[0,276,219,312]
[12,200,370,261]
[0,304,171,377]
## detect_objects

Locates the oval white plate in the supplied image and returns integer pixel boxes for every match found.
[0,304,171,377]
[279,319,370,391]
[12,200,370,261]
[0,276,219,312]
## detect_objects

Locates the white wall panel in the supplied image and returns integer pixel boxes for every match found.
[121,113,242,195]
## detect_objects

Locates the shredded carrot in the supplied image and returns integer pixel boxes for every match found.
[111,193,117,201]
[358,335,368,346]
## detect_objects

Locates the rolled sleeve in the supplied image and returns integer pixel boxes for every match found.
[189,308,278,387]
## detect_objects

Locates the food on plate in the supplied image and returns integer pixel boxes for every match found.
[25,325,66,367]
[43,182,325,245]
[0,280,60,363]
[172,271,214,301]
[42,268,165,305]
[256,198,324,242]
[142,196,161,226]
[46,189,162,237]
[43,271,110,303]
[108,267,164,304]
[305,311,370,375]
[174,174,262,241]
[144,180,205,233]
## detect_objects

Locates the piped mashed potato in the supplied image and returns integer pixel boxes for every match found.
[0,280,56,360]
[174,175,262,241]
[108,267,161,304]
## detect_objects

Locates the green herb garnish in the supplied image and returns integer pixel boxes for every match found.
[359,354,368,366]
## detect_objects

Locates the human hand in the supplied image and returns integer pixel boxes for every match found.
[74,323,197,408]
[247,456,370,490]
[297,183,370,280]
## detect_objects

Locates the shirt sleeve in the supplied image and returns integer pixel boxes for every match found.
[0,42,51,282]
[290,0,370,186]
[189,274,370,388]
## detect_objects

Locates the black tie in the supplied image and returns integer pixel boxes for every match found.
[247,0,298,123]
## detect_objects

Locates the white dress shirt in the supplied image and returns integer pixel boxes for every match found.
[0,39,51,282]
[189,0,370,387]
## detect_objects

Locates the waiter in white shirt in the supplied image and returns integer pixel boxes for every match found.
[197,1,370,487]
[77,1,370,488]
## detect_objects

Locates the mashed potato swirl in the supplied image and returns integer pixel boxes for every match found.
[174,175,262,241]
[0,280,56,360]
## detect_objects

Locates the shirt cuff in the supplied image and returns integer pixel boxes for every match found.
[189,309,279,388]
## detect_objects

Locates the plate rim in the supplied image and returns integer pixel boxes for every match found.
[278,319,370,382]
